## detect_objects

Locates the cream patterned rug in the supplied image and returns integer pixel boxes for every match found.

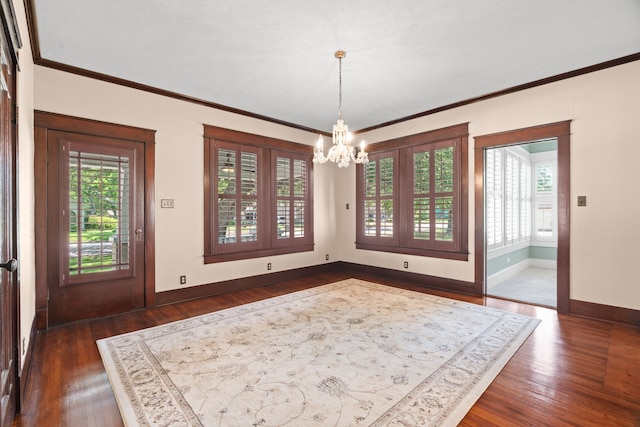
[97,278,540,426]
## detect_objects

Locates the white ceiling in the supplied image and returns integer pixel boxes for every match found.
[32,0,640,133]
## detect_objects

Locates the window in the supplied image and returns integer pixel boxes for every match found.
[356,123,468,260]
[504,148,532,246]
[204,125,313,263]
[533,160,556,240]
[486,147,532,250]
[273,152,310,247]
[362,153,397,244]
[67,147,133,278]
[485,145,556,251]
[485,148,503,249]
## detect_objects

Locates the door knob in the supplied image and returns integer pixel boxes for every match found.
[0,258,17,272]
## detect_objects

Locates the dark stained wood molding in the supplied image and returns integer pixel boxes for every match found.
[157,261,640,327]
[354,243,469,261]
[356,123,470,260]
[22,0,639,135]
[31,51,640,136]
[474,121,571,315]
[203,245,316,264]
[17,316,37,412]
[32,56,328,135]
[570,299,640,327]
[474,121,571,148]
[0,0,22,63]
[203,125,314,263]
[144,142,156,308]
[34,110,155,143]
[204,124,314,154]
[33,125,48,330]
[340,262,480,295]
[157,261,480,307]
[364,122,469,153]
[23,0,40,59]
[33,111,157,328]
[358,53,640,133]
[156,262,340,306]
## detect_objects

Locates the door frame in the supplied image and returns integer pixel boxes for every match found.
[474,121,570,314]
[34,111,156,329]
[0,1,21,422]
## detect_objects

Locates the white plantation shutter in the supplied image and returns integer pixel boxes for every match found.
[485,149,503,250]
[505,152,519,245]
[520,160,532,241]
[486,147,533,251]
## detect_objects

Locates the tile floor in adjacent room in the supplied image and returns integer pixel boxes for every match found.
[487,267,557,308]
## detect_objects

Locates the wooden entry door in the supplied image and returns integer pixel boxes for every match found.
[0,22,17,427]
[46,131,146,325]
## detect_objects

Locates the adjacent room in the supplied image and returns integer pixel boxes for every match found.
[485,140,558,308]
[0,1,638,426]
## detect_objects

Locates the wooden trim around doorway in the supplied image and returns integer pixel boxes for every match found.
[33,111,156,329]
[474,121,571,315]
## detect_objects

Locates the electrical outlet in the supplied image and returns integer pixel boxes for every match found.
[404,261,408,269]
[179,275,186,285]
[325,254,329,261]
[267,262,272,271]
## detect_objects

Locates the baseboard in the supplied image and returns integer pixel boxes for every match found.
[570,299,640,327]
[157,261,479,306]
[487,260,530,288]
[338,261,480,295]
[156,262,341,306]
[156,261,638,327]
[17,317,38,413]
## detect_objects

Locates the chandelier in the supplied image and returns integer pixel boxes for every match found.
[313,50,369,168]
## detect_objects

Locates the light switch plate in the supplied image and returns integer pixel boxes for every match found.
[161,199,175,208]
[577,196,587,207]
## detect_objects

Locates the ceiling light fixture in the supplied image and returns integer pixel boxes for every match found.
[221,153,234,173]
[313,50,368,168]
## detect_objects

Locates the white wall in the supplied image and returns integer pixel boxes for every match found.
[23,38,640,353]
[342,60,640,310]
[33,66,338,294]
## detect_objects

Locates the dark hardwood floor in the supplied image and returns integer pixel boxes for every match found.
[13,271,640,426]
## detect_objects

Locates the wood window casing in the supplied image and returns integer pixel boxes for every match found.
[204,125,313,263]
[356,123,469,261]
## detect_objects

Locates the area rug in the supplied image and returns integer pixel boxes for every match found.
[97,278,540,426]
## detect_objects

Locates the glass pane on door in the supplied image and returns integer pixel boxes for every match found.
[68,150,131,275]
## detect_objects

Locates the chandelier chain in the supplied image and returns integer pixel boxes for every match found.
[338,55,343,120]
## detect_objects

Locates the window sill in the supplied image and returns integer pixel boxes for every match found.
[204,244,314,264]
[355,242,469,261]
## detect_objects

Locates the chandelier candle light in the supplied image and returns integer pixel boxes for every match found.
[313,50,369,168]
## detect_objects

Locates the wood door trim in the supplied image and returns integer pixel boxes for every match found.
[34,112,156,329]
[0,10,19,422]
[473,121,571,315]
[34,111,155,143]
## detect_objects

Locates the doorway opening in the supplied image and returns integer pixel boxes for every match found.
[484,140,557,308]
[473,121,570,315]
